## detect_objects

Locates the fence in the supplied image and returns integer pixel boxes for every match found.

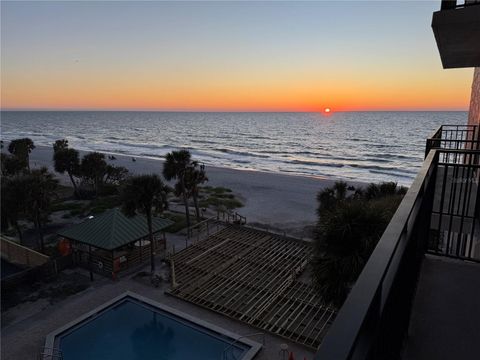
[1,236,50,267]
[185,211,247,244]
[426,124,479,156]
[428,150,480,261]
[1,255,73,291]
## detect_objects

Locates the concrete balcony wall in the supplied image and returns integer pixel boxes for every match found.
[468,67,480,126]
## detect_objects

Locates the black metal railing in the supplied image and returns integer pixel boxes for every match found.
[429,149,480,261]
[426,124,479,156]
[315,147,480,359]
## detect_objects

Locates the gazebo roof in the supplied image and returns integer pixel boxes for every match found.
[58,208,174,251]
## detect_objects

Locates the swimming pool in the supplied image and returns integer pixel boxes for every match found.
[45,292,261,360]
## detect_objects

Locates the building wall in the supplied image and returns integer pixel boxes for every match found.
[468,67,480,126]
[1,236,50,267]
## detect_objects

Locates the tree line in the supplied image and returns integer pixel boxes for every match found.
[1,138,208,263]
[1,138,58,252]
[122,149,208,273]
[52,139,129,198]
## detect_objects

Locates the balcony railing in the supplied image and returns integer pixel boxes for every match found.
[426,124,479,156]
[315,128,480,359]
[429,150,480,261]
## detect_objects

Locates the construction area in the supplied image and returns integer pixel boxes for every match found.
[167,223,336,349]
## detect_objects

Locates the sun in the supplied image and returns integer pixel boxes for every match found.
[324,107,331,113]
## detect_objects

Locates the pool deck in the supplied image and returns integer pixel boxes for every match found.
[1,258,315,360]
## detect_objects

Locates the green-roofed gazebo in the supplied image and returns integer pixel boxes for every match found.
[58,208,174,278]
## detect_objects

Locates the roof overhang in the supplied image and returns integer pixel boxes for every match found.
[432,4,480,68]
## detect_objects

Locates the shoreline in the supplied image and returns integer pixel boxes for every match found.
[29,145,366,235]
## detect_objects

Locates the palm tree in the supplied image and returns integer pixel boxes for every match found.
[8,138,35,170]
[163,150,192,228]
[26,168,59,252]
[312,181,405,307]
[317,181,348,214]
[80,152,107,197]
[121,174,169,273]
[1,176,29,242]
[1,153,27,176]
[53,139,81,197]
[184,163,208,221]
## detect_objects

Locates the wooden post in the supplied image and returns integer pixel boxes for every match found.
[171,259,179,289]
[88,245,94,281]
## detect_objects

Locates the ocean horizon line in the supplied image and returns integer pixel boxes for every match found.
[0,109,469,113]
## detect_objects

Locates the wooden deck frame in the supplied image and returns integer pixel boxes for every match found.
[168,225,336,349]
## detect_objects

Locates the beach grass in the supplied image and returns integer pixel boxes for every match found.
[50,201,85,213]
[199,186,243,210]
[162,212,202,233]
[199,196,243,210]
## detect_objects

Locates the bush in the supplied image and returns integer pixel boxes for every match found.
[99,183,119,196]
[50,202,84,212]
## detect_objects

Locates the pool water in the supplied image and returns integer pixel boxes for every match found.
[57,299,248,360]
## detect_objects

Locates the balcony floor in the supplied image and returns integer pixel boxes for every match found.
[403,255,480,360]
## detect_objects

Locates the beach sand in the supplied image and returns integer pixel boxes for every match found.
[30,146,364,237]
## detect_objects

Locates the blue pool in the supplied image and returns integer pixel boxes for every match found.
[52,295,254,360]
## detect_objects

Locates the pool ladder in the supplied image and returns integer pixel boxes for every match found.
[37,347,63,360]
[222,332,265,360]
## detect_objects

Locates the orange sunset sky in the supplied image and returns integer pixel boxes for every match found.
[0,1,474,112]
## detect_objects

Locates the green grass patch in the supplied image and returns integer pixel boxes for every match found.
[215,193,235,199]
[57,195,123,217]
[199,196,243,210]
[69,208,84,216]
[51,202,84,212]
[198,186,241,210]
[54,184,75,200]
[162,212,189,233]
[201,186,232,194]
[83,195,123,215]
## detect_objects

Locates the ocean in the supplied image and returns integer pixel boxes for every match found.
[0,111,467,186]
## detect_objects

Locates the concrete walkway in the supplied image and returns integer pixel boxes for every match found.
[403,255,480,360]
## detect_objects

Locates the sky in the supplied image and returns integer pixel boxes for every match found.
[0,1,474,112]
